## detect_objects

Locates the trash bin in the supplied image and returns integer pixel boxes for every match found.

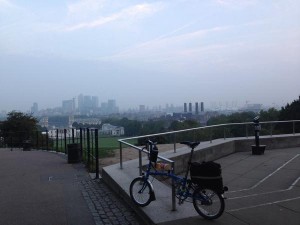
[23,140,32,151]
[67,143,80,163]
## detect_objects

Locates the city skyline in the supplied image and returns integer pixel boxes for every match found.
[0,94,296,115]
[1,1,299,112]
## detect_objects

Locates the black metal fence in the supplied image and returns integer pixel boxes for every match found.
[0,128,100,178]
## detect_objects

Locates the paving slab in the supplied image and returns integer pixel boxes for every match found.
[0,148,142,225]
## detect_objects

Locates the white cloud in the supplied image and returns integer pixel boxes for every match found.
[215,0,257,8]
[106,26,229,62]
[68,0,106,15]
[0,0,13,8]
[65,2,163,31]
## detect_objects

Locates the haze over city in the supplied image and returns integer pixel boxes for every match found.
[1,0,299,112]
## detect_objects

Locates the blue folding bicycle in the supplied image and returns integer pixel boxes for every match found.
[129,140,228,220]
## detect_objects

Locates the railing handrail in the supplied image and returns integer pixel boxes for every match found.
[119,120,300,143]
[118,120,300,169]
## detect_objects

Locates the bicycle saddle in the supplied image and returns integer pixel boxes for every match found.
[180,141,200,149]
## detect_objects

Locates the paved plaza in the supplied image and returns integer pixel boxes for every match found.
[0,149,141,225]
[0,146,299,225]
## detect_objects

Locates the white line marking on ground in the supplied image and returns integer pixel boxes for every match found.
[228,154,300,193]
[227,176,300,200]
[227,196,300,212]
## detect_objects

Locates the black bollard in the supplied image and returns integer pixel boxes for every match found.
[251,116,266,155]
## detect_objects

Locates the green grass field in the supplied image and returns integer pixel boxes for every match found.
[98,137,137,157]
[53,136,137,158]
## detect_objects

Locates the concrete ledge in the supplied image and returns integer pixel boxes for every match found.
[102,160,199,225]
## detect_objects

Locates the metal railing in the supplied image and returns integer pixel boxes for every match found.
[118,120,300,211]
[0,128,100,179]
[119,120,300,169]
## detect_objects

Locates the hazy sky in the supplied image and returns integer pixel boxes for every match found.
[1,0,300,111]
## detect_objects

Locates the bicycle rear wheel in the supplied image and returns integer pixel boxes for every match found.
[130,177,153,207]
[193,187,225,220]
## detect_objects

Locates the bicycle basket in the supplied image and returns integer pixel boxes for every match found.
[149,146,158,162]
[190,161,224,193]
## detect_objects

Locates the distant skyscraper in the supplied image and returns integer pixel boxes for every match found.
[201,102,204,112]
[78,94,84,111]
[139,105,146,112]
[62,100,75,114]
[107,99,117,114]
[31,102,38,114]
[83,96,92,108]
[92,96,99,108]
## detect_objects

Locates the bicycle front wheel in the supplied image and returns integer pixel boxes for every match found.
[130,177,153,207]
[193,187,225,220]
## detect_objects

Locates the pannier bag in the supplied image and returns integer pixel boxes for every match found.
[190,161,224,193]
[149,146,158,162]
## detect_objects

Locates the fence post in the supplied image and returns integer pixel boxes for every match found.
[139,150,142,176]
[171,161,176,211]
[246,124,248,138]
[46,129,49,151]
[87,128,91,170]
[91,129,94,171]
[210,128,212,143]
[173,133,176,153]
[119,142,123,169]
[64,129,67,154]
[72,128,75,143]
[80,128,83,159]
[95,129,99,179]
[36,131,39,150]
[56,129,59,152]
[223,127,226,140]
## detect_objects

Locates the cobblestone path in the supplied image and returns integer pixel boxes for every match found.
[80,178,142,225]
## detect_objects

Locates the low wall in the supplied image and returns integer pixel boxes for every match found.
[168,134,300,174]
[235,134,300,151]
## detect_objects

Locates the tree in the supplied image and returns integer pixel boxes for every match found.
[0,111,38,147]
[277,97,300,133]
[259,108,279,121]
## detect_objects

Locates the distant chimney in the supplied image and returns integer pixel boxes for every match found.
[195,102,199,115]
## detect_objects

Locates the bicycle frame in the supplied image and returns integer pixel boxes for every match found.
[130,140,226,219]
[142,141,198,204]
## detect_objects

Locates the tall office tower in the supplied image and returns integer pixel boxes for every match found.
[84,96,92,109]
[184,103,187,113]
[189,102,192,113]
[91,96,99,108]
[201,102,204,112]
[139,105,146,112]
[62,100,75,114]
[195,102,199,115]
[31,102,38,114]
[107,99,118,114]
[78,94,84,111]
